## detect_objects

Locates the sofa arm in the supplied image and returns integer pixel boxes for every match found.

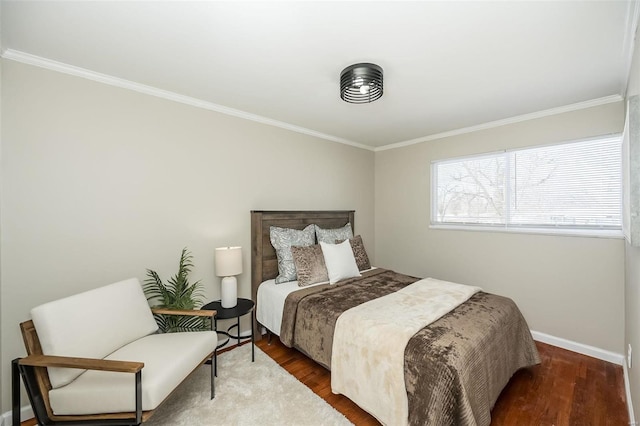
[19,354,144,373]
[151,308,216,318]
[16,354,145,425]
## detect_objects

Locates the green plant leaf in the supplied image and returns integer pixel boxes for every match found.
[143,247,208,332]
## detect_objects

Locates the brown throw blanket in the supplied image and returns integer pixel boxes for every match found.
[280,269,540,426]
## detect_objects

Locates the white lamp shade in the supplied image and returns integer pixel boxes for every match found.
[215,246,243,277]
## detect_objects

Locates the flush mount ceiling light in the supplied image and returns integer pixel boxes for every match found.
[340,63,383,104]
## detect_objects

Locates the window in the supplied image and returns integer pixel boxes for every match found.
[431,136,622,236]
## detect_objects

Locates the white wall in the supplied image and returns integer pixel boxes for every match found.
[626,243,640,418]
[0,5,4,412]
[0,60,375,412]
[375,102,625,354]
[625,21,640,420]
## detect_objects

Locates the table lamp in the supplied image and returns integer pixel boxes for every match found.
[215,246,243,308]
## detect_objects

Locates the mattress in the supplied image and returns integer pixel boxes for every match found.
[256,278,326,336]
[256,268,375,336]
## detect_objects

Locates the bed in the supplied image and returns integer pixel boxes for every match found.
[251,210,540,426]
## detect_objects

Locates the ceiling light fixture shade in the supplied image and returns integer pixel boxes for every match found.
[340,63,383,104]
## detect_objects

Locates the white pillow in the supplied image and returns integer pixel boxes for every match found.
[320,240,361,284]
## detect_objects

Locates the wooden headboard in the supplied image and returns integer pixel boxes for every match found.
[250,210,355,337]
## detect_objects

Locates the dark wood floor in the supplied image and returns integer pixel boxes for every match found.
[256,338,630,426]
[20,339,629,426]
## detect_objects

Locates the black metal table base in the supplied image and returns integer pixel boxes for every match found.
[201,299,256,376]
[213,312,255,375]
[216,323,251,349]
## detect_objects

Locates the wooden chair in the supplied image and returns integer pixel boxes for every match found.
[12,284,216,426]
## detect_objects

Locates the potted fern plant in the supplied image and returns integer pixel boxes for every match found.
[143,248,209,332]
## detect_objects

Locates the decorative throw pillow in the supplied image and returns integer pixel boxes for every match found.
[335,235,371,271]
[291,245,329,287]
[270,224,315,284]
[320,240,361,284]
[315,223,354,244]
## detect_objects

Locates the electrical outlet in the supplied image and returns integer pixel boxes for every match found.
[628,344,633,369]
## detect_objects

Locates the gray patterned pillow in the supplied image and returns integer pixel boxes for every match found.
[291,245,329,287]
[335,235,371,271]
[270,224,315,284]
[315,223,353,244]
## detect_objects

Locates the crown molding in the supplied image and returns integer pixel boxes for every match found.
[1,49,374,152]
[1,49,625,154]
[375,95,624,152]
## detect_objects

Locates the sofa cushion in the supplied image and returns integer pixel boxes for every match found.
[49,331,217,415]
[31,278,159,388]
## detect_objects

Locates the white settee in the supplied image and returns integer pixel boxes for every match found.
[13,278,217,425]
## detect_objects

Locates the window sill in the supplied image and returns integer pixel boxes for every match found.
[429,224,624,239]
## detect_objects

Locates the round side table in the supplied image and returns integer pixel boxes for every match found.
[202,298,255,374]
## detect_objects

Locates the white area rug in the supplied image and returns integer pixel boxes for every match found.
[145,344,353,426]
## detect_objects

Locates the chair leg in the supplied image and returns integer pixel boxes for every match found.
[135,371,142,425]
[12,359,21,426]
[211,317,216,399]
[15,363,50,426]
[210,354,215,399]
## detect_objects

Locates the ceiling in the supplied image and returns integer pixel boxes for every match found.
[2,1,638,149]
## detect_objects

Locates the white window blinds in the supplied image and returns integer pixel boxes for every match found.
[432,136,622,233]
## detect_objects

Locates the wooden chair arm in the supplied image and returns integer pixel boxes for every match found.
[151,308,216,318]
[19,354,144,373]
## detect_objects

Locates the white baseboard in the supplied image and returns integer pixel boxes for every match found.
[1,404,34,426]
[531,330,625,365]
[624,361,637,426]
